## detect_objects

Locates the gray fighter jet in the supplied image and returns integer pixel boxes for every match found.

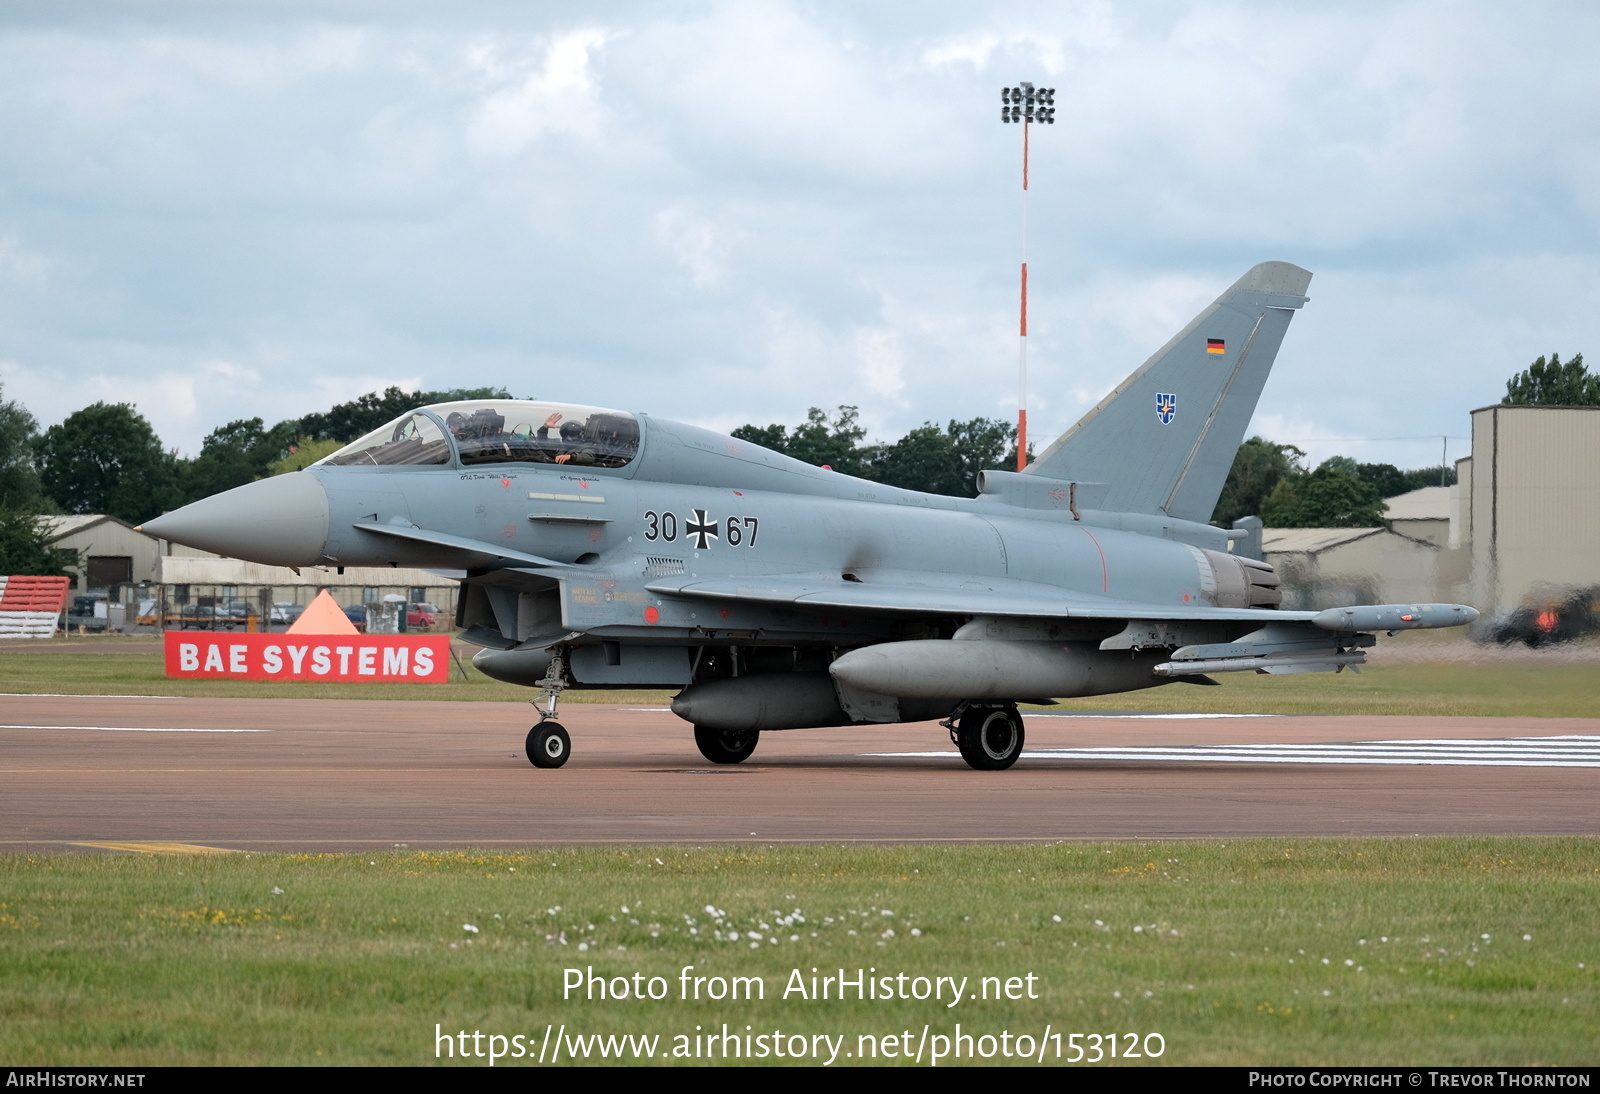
[142,261,1477,770]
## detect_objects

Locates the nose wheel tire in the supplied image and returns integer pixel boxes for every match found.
[693,724,759,765]
[526,722,571,768]
[956,706,1025,771]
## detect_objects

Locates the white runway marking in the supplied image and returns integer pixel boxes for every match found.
[0,693,186,699]
[0,724,267,733]
[868,736,1600,768]
[1027,712,1279,720]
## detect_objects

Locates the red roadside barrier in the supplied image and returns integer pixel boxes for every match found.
[0,575,71,638]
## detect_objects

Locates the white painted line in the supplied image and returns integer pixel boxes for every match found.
[0,724,268,733]
[1025,712,1280,720]
[867,736,1600,768]
[0,693,187,699]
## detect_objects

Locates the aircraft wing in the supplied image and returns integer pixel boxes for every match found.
[644,570,1317,624]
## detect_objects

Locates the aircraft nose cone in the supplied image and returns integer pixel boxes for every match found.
[141,472,330,566]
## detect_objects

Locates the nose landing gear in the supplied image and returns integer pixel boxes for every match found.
[525,649,572,769]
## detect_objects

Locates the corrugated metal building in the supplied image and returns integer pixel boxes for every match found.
[1384,486,1450,548]
[41,514,166,591]
[38,514,459,625]
[1453,405,1600,610]
[1262,526,1440,610]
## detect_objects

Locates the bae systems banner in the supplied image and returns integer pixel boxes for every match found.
[163,632,450,682]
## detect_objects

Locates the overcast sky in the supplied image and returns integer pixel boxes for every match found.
[1,1,1596,472]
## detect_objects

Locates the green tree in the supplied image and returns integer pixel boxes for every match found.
[1212,436,1306,527]
[297,386,513,443]
[183,417,299,501]
[1395,465,1456,492]
[734,406,871,477]
[1503,352,1599,406]
[735,408,1018,496]
[0,382,44,510]
[1261,458,1386,528]
[868,424,962,494]
[33,403,180,524]
[783,406,870,476]
[728,423,789,453]
[268,437,343,475]
[947,417,1020,494]
[0,507,76,576]
[867,416,1017,496]
[1345,459,1456,497]
[1347,459,1408,499]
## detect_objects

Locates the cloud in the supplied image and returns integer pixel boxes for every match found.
[854,327,905,397]
[0,1,1595,467]
[467,27,611,156]
[654,207,725,289]
[0,233,57,285]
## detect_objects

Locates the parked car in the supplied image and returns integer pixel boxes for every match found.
[66,594,110,633]
[342,604,368,632]
[406,608,436,629]
[269,602,305,625]
[178,605,218,629]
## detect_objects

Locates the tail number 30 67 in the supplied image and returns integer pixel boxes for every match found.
[643,510,759,549]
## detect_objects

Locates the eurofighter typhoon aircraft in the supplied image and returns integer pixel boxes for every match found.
[143,262,1477,770]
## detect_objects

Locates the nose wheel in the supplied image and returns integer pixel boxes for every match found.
[526,722,571,768]
[953,705,1025,771]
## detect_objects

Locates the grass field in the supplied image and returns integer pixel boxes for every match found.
[3,637,1598,716]
[4,639,1597,1066]
[0,840,1596,1066]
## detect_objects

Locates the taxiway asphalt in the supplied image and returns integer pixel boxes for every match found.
[2,695,1597,850]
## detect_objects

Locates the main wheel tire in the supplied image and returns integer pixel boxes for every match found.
[693,724,759,765]
[526,721,571,768]
[956,706,1025,771]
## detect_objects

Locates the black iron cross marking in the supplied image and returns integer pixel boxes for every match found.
[686,509,719,550]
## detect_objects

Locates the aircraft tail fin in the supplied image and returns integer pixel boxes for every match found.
[1027,261,1311,522]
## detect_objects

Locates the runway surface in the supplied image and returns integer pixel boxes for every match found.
[2,694,1597,849]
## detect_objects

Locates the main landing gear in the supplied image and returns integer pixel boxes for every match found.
[946,703,1026,771]
[525,649,571,769]
[693,724,760,765]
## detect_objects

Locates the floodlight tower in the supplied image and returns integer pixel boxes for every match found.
[1000,81,1055,470]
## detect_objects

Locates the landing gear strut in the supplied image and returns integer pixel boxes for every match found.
[693,724,760,765]
[947,703,1025,771]
[525,648,571,769]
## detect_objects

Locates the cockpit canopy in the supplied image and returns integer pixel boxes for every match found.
[317,400,641,469]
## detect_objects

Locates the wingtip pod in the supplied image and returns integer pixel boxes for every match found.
[1311,603,1480,632]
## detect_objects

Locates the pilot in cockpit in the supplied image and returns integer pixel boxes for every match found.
[533,411,595,465]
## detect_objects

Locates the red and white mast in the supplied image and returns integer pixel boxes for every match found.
[1001,82,1054,471]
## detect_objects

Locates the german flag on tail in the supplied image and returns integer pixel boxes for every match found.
[1206,338,1226,355]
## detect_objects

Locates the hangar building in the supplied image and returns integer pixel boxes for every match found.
[1452,404,1600,610]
